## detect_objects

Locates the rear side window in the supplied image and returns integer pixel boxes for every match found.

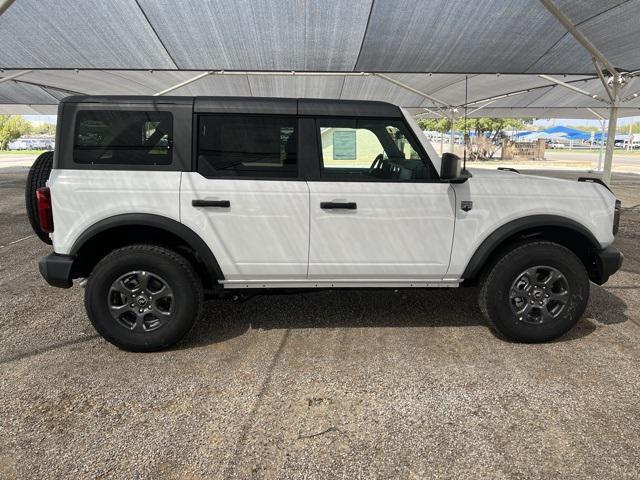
[197,115,297,178]
[74,111,173,165]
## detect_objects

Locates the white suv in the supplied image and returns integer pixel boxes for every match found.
[28,96,623,351]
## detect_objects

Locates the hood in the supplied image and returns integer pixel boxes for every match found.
[466,167,576,185]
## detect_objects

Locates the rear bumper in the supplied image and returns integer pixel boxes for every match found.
[591,246,624,285]
[38,253,75,288]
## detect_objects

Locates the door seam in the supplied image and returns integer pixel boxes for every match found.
[305,180,311,279]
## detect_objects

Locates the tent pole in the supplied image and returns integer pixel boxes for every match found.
[449,113,456,153]
[373,73,450,108]
[598,119,605,171]
[540,0,619,76]
[586,108,606,171]
[154,71,212,96]
[0,0,16,17]
[603,83,620,184]
[0,70,32,84]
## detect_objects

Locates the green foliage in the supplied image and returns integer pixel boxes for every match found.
[0,115,33,150]
[31,122,56,135]
[417,117,452,133]
[456,117,532,141]
[418,116,533,141]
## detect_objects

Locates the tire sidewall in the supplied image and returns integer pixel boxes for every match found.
[86,249,200,351]
[486,243,590,342]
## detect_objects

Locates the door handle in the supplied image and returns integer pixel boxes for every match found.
[320,202,357,210]
[192,199,231,208]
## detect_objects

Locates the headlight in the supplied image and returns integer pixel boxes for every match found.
[613,199,621,235]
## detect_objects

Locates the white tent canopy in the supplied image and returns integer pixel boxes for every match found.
[1,0,639,115]
[1,70,639,118]
[1,0,639,74]
[1,0,639,180]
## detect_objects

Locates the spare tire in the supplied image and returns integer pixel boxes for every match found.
[25,151,54,244]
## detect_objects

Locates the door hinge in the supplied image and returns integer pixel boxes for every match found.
[460,201,473,212]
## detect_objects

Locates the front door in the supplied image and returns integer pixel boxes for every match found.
[307,117,455,280]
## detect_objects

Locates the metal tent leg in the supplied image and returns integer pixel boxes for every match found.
[597,119,605,171]
[603,96,619,184]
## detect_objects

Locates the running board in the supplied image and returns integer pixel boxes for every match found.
[220,280,461,289]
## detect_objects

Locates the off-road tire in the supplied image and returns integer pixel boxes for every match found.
[85,244,203,352]
[25,151,54,244]
[478,241,590,342]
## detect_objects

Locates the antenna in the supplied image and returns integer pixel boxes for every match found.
[463,75,468,171]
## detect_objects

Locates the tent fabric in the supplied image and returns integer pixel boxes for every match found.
[3,70,638,118]
[0,1,639,116]
[543,126,592,140]
[1,0,638,74]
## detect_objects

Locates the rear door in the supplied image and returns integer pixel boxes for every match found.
[180,113,309,282]
[307,117,455,281]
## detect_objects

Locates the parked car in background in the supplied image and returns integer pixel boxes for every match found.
[8,135,55,151]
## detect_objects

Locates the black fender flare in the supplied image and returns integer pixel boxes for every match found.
[70,213,224,281]
[461,214,600,280]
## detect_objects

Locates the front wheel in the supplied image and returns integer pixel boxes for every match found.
[85,245,203,352]
[478,241,590,342]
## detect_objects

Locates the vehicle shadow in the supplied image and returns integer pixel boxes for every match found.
[179,284,629,349]
[586,282,635,326]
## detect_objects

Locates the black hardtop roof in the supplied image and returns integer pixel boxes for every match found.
[60,96,403,117]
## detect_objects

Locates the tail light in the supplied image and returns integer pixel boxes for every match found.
[613,199,621,235]
[35,187,54,233]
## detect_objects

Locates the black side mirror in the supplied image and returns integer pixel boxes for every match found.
[440,152,472,183]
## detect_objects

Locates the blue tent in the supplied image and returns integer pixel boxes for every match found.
[543,126,591,140]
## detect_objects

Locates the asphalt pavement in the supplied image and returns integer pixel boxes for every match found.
[1,167,639,479]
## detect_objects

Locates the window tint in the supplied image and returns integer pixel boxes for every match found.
[197,115,297,178]
[318,118,432,181]
[74,111,172,165]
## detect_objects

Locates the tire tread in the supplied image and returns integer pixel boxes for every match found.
[25,151,54,244]
[478,240,588,342]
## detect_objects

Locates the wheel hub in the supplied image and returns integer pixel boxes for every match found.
[509,265,570,325]
[136,295,149,307]
[108,270,174,332]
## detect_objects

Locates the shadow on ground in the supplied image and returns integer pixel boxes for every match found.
[178,283,628,349]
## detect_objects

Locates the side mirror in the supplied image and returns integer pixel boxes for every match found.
[440,152,472,183]
[440,153,461,180]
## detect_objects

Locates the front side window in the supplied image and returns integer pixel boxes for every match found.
[318,118,432,181]
[197,115,297,178]
[74,110,172,165]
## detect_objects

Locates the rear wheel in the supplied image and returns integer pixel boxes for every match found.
[85,245,203,352]
[25,151,53,244]
[478,241,590,342]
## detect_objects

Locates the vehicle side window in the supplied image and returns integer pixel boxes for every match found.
[197,115,298,179]
[317,118,433,181]
[74,111,172,165]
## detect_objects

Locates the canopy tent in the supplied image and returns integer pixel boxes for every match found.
[519,131,569,141]
[1,0,639,74]
[543,126,592,140]
[1,0,639,181]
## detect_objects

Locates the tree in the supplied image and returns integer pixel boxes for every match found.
[456,117,530,142]
[417,117,452,133]
[0,115,32,150]
[418,117,453,153]
[31,122,56,135]
[453,117,533,160]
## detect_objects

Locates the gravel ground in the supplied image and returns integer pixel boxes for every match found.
[1,168,639,479]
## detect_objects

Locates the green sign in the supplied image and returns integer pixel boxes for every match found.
[333,130,356,160]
